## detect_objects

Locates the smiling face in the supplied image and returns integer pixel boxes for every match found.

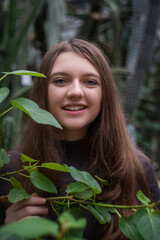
[47,51,102,140]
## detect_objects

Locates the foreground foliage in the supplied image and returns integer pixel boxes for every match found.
[0,71,160,240]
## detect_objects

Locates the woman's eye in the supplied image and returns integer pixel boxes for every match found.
[53,79,67,85]
[85,80,98,86]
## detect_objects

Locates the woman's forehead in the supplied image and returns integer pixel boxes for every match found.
[50,51,100,75]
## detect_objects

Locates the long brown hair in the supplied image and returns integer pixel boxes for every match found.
[20,39,151,239]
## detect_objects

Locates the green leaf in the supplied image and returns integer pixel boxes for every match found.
[57,209,85,239]
[119,215,145,240]
[42,163,69,172]
[94,205,111,223]
[8,188,30,203]
[0,149,10,167]
[75,189,94,199]
[0,232,24,240]
[30,171,57,193]
[10,97,62,129]
[104,206,116,214]
[69,207,85,220]
[134,209,160,240]
[1,70,46,78]
[137,190,151,205]
[0,87,10,103]
[87,205,106,224]
[0,217,59,239]
[9,177,22,188]
[21,154,38,173]
[66,182,89,194]
[21,154,38,163]
[66,166,101,194]
[58,212,86,230]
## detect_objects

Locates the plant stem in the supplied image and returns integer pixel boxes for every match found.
[114,209,121,218]
[19,173,30,178]
[0,167,28,177]
[0,164,41,178]
[0,176,10,181]
[50,201,59,217]
[45,196,158,209]
[80,203,88,210]
[0,107,14,117]
[0,74,8,81]
[46,196,74,201]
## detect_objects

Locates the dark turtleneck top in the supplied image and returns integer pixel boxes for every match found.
[0,139,160,239]
[56,139,97,239]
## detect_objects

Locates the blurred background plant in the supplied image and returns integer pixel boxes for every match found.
[0,0,160,178]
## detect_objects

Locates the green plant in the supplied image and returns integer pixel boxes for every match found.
[0,71,160,240]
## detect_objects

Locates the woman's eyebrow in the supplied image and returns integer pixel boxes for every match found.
[50,72,69,78]
[49,72,100,80]
[83,73,100,79]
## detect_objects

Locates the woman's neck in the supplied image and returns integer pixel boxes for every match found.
[58,127,88,141]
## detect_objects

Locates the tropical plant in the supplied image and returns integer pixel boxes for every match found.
[0,71,160,240]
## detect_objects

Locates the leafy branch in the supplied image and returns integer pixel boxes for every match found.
[0,155,160,240]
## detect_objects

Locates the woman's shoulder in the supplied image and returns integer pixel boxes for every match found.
[136,148,157,181]
[136,149,160,205]
[0,149,21,195]
[8,149,21,162]
[136,149,150,166]
[2,149,21,174]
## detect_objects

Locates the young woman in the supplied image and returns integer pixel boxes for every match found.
[0,39,160,239]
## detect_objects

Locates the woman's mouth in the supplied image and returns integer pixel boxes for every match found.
[62,104,87,114]
[63,106,86,111]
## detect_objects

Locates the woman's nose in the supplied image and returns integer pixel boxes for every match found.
[67,81,84,98]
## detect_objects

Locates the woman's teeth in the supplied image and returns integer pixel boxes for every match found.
[64,106,85,111]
